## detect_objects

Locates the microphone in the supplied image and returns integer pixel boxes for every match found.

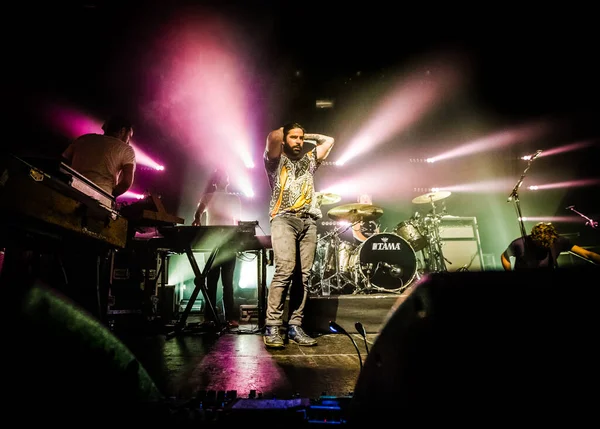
[381,262,402,278]
[525,149,543,161]
[566,205,575,210]
[354,322,369,355]
[329,321,363,371]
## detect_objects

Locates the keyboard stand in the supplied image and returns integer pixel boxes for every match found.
[165,245,222,339]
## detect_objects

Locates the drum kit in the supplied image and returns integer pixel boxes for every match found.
[309,190,454,296]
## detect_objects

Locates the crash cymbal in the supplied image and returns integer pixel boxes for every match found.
[327,203,384,223]
[411,191,452,204]
[315,191,342,205]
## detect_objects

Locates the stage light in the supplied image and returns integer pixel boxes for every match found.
[315,99,334,109]
[119,191,145,200]
[528,185,539,190]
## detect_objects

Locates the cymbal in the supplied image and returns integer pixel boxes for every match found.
[327,203,384,223]
[412,191,452,204]
[315,191,342,205]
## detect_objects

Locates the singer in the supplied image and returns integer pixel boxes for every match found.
[501,222,600,270]
[262,122,335,349]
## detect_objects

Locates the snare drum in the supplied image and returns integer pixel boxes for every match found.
[350,233,417,290]
[394,220,427,252]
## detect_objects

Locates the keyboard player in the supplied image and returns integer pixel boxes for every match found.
[58,114,136,322]
[62,114,136,199]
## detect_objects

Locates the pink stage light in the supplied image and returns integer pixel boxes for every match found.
[436,179,517,193]
[541,140,596,157]
[428,120,552,163]
[518,216,584,223]
[336,54,464,165]
[130,144,164,170]
[530,178,600,190]
[117,191,145,200]
[143,11,257,180]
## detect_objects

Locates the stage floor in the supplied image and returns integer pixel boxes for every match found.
[120,324,374,401]
[108,289,407,402]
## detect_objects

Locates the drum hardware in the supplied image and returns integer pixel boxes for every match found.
[314,222,359,294]
[455,250,479,272]
[317,203,385,295]
[411,191,453,273]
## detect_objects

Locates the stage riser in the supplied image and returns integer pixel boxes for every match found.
[285,294,402,334]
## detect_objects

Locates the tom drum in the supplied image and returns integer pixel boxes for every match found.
[394,220,427,252]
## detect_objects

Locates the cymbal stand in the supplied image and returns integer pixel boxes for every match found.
[421,198,449,272]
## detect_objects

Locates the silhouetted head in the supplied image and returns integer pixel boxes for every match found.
[530,222,559,249]
[211,169,229,189]
[102,115,134,144]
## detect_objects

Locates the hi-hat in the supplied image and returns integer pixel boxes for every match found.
[315,192,342,205]
[412,191,452,204]
[327,203,384,223]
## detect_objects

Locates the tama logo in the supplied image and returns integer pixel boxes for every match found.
[372,236,401,250]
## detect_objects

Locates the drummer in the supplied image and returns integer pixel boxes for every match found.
[351,194,381,245]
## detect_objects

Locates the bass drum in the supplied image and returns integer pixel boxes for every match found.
[351,233,417,291]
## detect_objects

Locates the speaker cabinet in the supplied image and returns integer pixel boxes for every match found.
[349,267,600,425]
[439,216,485,271]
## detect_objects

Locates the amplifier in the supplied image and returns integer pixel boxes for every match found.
[438,216,485,271]
[439,216,478,239]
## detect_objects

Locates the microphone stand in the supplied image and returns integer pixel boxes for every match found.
[507,157,537,244]
[566,206,599,229]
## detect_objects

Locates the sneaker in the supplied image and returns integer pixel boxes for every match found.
[263,326,285,348]
[288,325,317,346]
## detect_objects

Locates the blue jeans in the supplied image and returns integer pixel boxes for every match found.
[266,215,317,327]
